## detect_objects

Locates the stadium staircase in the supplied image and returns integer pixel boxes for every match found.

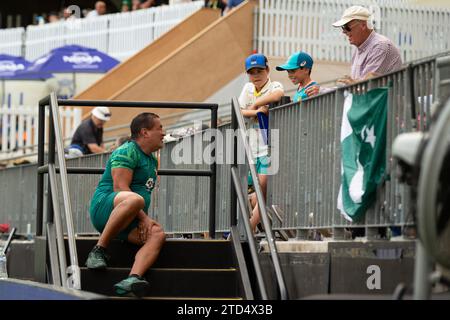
[66,237,247,299]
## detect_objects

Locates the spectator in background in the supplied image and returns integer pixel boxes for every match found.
[47,11,60,23]
[239,53,284,233]
[110,135,132,151]
[170,0,193,4]
[205,0,226,14]
[121,0,131,12]
[131,0,142,10]
[333,5,402,85]
[140,0,166,8]
[66,107,111,158]
[224,0,244,14]
[62,7,75,20]
[276,51,319,102]
[86,1,107,18]
[140,0,153,8]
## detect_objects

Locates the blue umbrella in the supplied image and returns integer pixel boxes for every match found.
[1,54,53,106]
[27,45,120,73]
[0,54,33,79]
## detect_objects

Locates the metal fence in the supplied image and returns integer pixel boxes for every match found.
[0,164,37,233]
[0,123,238,235]
[256,0,450,62]
[0,153,108,235]
[0,52,448,237]
[267,53,446,238]
[153,123,241,234]
[0,1,204,61]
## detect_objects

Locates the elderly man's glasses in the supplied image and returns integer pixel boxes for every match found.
[341,21,358,32]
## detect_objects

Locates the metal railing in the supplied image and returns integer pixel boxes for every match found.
[34,93,80,289]
[267,52,449,238]
[255,0,450,62]
[1,135,223,236]
[229,96,288,300]
[1,52,449,239]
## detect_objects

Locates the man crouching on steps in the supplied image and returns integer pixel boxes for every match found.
[86,112,166,297]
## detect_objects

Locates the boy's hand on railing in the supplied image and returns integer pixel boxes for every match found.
[248,103,259,110]
[257,105,269,115]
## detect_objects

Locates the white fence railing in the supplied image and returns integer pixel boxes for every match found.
[0,28,25,56]
[256,0,450,62]
[0,1,204,62]
[0,105,81,160]
[25,17,110,61]
[107,3,201,60]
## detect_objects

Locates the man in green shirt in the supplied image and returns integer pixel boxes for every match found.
[86,112,166,297]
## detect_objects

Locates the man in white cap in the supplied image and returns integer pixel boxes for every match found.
[333,5,402,85]
[66,106,111,158]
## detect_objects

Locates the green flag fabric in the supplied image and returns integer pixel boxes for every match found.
[337,88,388,222]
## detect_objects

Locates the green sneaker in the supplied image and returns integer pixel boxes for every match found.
[85,245,109,270]
[114,275,150,298]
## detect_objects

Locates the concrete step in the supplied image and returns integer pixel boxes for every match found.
[68,238,234,269]
[80,267,240,298]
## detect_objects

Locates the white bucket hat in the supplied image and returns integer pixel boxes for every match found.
[333,6,371,27]
[92,106,111,121]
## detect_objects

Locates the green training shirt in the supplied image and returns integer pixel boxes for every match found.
[90,140,158,213]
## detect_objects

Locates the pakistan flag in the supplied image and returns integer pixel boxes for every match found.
[337,88,388,222]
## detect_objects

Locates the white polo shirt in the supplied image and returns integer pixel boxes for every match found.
[238,79,284,159]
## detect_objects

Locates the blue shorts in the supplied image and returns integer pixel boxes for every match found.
[248,155,270,186]
[89,191,139,241]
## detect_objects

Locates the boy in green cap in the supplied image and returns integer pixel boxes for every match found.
[276,51,320,102]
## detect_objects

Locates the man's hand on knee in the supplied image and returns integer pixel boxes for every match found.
[137,216,161,244]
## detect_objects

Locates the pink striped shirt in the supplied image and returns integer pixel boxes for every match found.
[351,31,402,80]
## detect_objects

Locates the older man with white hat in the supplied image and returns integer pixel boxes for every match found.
[333,5,402,85]
[66,106,111,158]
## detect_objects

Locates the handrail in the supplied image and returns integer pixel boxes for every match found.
[230,167,267,299]
[47,162,70,288]
[49,93,81,289]
[1,227,16,256]
[230,97,288,300]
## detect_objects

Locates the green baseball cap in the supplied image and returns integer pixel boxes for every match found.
[276,51,314,71]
